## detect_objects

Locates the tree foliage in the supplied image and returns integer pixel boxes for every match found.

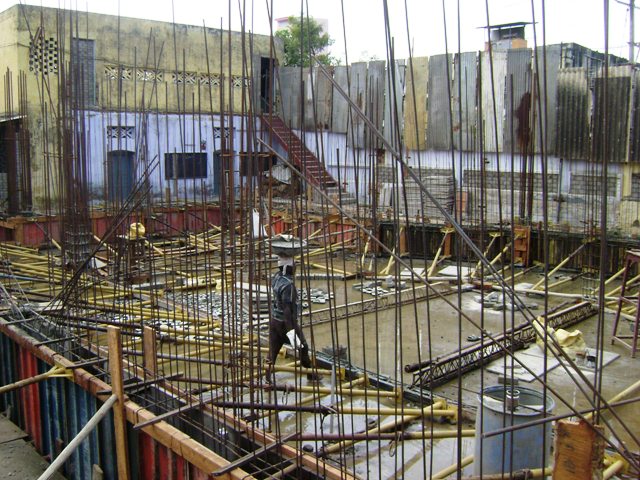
[275,16,337,67]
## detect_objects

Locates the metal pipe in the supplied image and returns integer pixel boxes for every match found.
[462,467,552,480]
[38,394,118,480]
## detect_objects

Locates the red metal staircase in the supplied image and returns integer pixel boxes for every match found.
[260,115,338,188]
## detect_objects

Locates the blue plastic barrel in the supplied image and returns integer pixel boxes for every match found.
[474,385,554,475]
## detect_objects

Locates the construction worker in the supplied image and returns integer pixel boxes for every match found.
[268,253,315,380]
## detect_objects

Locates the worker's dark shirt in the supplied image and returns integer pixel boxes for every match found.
[271,271,297,322]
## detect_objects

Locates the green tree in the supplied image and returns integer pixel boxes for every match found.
[275,16,337,67]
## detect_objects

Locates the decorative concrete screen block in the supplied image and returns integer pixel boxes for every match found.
[29,37,59,75]
[232,75,250,88]
[213,127,231,139]
[137,69,164,83]
[172,71,197,85]
[107,126,135,139]
[199,73,221,86]
[104,65,119,79]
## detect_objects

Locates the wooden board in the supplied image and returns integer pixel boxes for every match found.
[553,419,604,480]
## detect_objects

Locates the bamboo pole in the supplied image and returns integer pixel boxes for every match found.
[430,455,474,479]
[38,394,118,480]
[603,459,626,479]
[584,379,640,422]
[531,241,588,291]
[428,228,454,277]
[0,365,70,395]
[321,400,446,455]
[470,233,500,278]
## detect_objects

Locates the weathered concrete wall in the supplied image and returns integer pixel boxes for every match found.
[0,7,20,113]
[0,4,280,212]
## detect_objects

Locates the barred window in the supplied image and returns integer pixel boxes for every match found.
[464,170,558,193]
[630,174,640,200]
[569,174,618,196]
[165,153,207,179]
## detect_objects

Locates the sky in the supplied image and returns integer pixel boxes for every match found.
[0,0,637,63]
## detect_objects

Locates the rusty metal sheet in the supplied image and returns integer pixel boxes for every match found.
[592,73,630,163]
[314,67,333,130]
[331,66,349,133]
[533,44,562,154]
[302,69,315,130]
[347,62,367,148]
[452,52,477,152]
[555,68,589,161]
[383,59,405,147]
[403,56,428,150]
[503,49,532,154]
[277,66,302,129]
[426,54,453,151]
[367,60,386,148]
[480,50,507,153]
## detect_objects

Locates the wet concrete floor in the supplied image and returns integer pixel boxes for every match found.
[298,262,640,462]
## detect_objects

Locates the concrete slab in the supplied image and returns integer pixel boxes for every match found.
[0,417,27,445]
[486,346,561,382]
[0,416,65,479]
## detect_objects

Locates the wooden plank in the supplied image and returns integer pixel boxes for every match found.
[107,327,131,480]
[142,326,157,376]
[553,419,604,480]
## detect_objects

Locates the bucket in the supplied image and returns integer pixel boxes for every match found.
[474,385,554,475]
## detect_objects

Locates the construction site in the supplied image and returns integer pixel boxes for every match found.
[0,1,639,479]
